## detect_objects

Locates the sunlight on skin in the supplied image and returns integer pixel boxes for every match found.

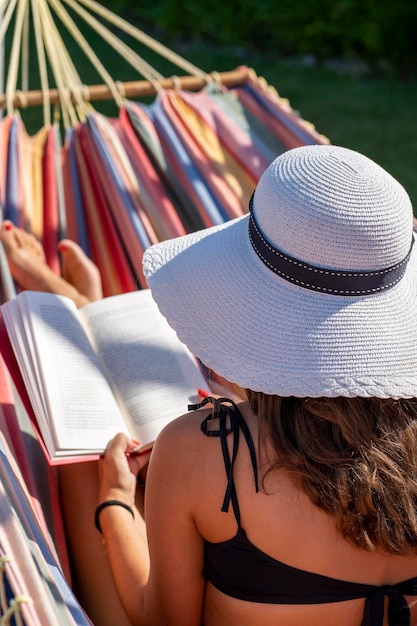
[0,221,103,307]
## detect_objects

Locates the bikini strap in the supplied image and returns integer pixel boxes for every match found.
[361,583,414,626]
[189,397,259,526]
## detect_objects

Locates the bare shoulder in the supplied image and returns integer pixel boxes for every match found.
[149,407,214,476]
[155,406,211,447]
[150,399,257,485]
[143,407,219,525]
[154,399,256,453]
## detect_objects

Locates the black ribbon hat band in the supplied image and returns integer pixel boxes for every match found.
[248,194,414,296]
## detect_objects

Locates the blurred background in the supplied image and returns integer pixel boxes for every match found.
[2,0,417,208]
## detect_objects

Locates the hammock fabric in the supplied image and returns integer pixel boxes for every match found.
[0,10,329,619]
[0,354,92,625]
[0,68,327,296]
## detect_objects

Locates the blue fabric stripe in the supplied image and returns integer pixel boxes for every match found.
[87,115,152,250]
[4,118,20,224]
[66,128,91,255]
[242,83,319,146]
[149,100,229,225]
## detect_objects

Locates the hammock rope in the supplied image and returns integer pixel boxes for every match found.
[0,555,33,626]
[73,0,210,81]
[20,0,29,91]
[36,0,80,126]
[31,0,51,124]
[5,0,27,114]
[0,0,217,124]
[60,0,165,89]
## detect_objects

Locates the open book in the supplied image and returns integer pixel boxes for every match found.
[0,289,209,464]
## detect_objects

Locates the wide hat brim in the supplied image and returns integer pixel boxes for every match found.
[143,213,417,398]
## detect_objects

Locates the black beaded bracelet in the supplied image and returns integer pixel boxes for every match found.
[94,500,135,534]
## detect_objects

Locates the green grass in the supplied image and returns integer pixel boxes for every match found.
[258,61,417,211]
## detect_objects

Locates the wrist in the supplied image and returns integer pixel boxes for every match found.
[97,488,134,508]
[95,499,135,534]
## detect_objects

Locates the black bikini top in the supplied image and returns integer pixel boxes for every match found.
[190,396,417,626]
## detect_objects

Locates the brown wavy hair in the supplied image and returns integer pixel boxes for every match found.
[245,392,417,554]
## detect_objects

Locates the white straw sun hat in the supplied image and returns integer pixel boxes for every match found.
[143,145,417,398]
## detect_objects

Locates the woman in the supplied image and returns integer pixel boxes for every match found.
[3,145,417,625]
[95,145,417,626]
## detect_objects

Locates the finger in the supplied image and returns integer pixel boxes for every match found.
[128,449,152,475]
[105,432,133,457]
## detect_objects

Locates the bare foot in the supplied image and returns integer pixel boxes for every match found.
[58,239,103,303]
[0,221,101,308]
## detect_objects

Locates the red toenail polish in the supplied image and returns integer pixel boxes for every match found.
[58,243,67,252]
[4,223,13,231]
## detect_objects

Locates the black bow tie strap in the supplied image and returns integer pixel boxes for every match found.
[191,396,258,523]
[362,581,417,626]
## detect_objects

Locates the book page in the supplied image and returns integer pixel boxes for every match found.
[6,292,129,457]
[80,289,208,448]
[1,299,50,428]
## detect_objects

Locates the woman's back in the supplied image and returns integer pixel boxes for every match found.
[190,400,417,626]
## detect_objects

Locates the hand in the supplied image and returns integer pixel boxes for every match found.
[98,433,152,506]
